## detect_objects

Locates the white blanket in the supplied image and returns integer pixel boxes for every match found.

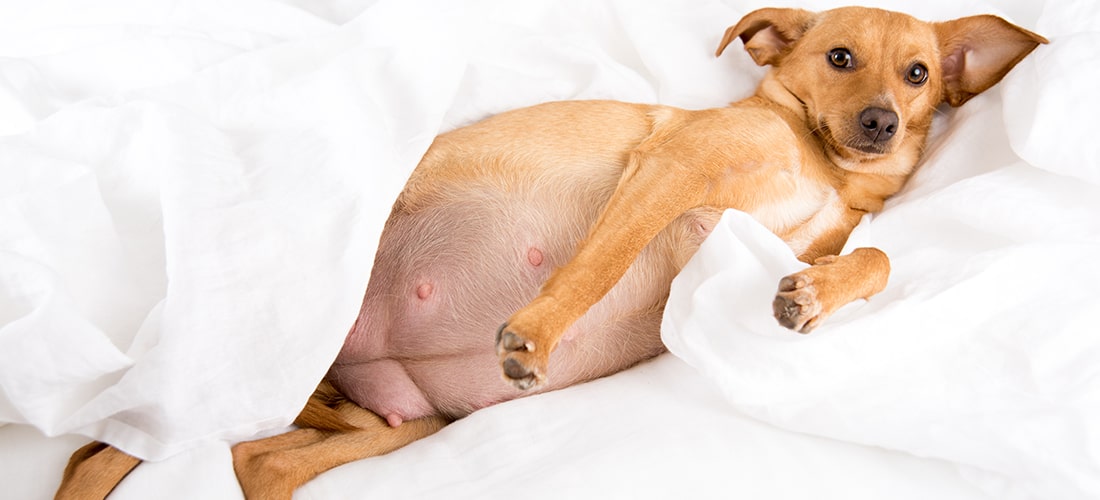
[664,4,1100,498]
[1,0,1096,499]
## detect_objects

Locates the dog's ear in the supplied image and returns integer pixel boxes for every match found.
[935,15,1049,107]
[716,8,817,66]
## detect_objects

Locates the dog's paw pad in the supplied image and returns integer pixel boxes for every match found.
[496,324,546,390]
[500,352,544,390]
[502,358,528,379]
[777,274,810,293]
[773,273,823,333]
[497,330,534,353]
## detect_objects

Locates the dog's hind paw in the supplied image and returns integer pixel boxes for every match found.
[496,324,547,390]
[773,272,824,333]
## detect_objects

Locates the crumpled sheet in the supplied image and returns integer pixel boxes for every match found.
[0,0,468,460]
[663,3,1100,499]
[0,0,1096,499]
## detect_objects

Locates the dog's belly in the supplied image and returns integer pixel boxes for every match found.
[328,163,685,422]
[325,99,828,424]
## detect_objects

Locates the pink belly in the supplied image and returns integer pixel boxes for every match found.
[328,175,698,424]
[327,353,522,425]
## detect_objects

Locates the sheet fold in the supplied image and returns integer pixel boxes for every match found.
[2,2,1097,499]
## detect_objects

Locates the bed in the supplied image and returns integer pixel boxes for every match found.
[1,0,1097,498]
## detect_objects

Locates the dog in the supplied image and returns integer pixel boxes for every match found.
[55,6,1045,499]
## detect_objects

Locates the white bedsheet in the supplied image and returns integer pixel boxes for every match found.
[663,4,1100,498]
[1,0,1095,499]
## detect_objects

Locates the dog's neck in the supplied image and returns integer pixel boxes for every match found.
[754,73,807,122]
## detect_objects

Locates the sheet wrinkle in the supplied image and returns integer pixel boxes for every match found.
[662,8,1100,494]
[1,0,469,461]
[1,1,1096,499]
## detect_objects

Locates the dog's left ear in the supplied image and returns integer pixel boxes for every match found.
[935,15,1049,107]
[716,8,817,66]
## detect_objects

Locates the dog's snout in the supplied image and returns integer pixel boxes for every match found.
[859,107,899,143]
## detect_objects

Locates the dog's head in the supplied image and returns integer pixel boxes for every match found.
[716,7,1047,175]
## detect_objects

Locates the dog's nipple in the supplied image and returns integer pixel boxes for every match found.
[527,247,544,267]
[416,283,433,300]
[694,221,710,236]
[385,413,403,428]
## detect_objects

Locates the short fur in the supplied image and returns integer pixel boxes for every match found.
[55,7,1045,500]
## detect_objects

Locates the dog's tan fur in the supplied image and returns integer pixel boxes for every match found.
[494,7,1046,388]
[55,7,1044,499]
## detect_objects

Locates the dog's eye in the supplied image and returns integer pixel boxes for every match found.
[828,48,853,69]
[906,63,929,85]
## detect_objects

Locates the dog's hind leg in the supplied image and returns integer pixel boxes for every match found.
[55,441,141,500]
[232,383,448,499]
[232,418,447,499]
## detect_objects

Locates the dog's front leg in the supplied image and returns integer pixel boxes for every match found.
[773,247,890,333]
[496,150,708,390]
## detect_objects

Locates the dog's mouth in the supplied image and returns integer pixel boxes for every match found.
[847,138,892,156]
[817,119,896,159]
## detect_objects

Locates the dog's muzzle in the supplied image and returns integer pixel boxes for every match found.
[854,107,899,153]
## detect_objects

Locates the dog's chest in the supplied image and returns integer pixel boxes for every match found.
[747,178,844,255]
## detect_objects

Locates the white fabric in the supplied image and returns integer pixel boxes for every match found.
[3,355,993,500]
[663,4,1100,499]
[0,0,1093,499]
[0,0,473,460]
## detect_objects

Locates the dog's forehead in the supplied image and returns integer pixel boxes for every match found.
[804,8,939,64]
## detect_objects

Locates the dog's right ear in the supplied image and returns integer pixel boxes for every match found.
[715,8,817,66]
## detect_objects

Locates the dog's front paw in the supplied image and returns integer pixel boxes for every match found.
[773,272,825,333]
[495,323,548,391]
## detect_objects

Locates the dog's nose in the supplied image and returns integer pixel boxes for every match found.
[859,107,899,143]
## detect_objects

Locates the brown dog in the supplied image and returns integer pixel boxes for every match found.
[56,7,1045,499]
